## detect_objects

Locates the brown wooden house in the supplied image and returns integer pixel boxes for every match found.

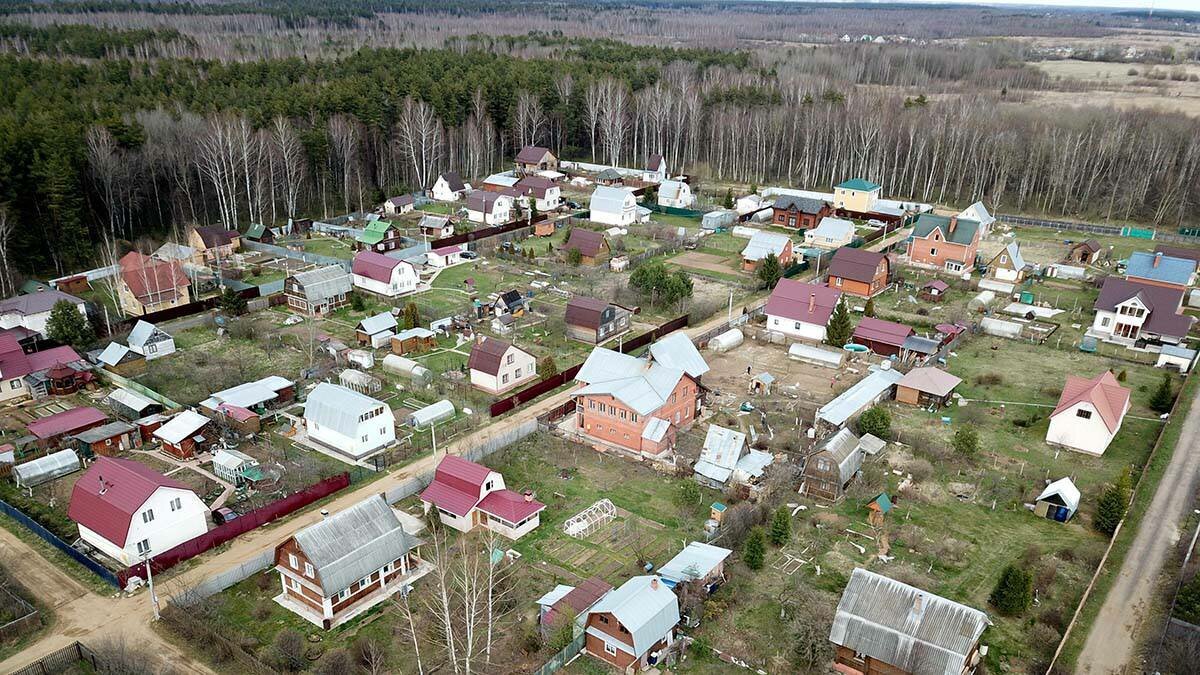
[564,296,632,344]
[1068,239,1102,265]
[827,248,891,298]
[391,327,438,355]
[565,229,610,265]
[801,428,864,502]
[515,146,558,174]
[583,575,679,672]
[71,421,141,458]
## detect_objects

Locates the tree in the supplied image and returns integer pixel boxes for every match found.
[528,200,539,224]
[272,629,307,672]
[1094,468,1132,535]
[402,302,420,330]
[756,252,783,289]
[350,293,366,311]
[629,261,693,308]
[952,426,979,457]
[1174,575,1200,625]
[856,406,891,439]
[989,564,1033,616]
[825,298,853,346]
[216,287,247,316]
[769,507,791,546]
[864,297,876,317]
[1151,373,1175,413]
[723,189,734,208]
[45,299,94,348]
[644,185,657,205]
[743,526,766,570]
[566,247,583,266]
[675,480,701,510]
[539,355,558,379]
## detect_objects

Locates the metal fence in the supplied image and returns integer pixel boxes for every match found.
[530,632,586,675]
[0,586,39,641]
[13,641,99,675]
[999,213,1200,245]
[187,549,276,600]
[0,499,120,588]
[242,240,351,271]
[429,219,539,249]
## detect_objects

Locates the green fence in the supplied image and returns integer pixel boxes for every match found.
[645,203,704,218]
[1121,226,1156,240]
[530,632,585,675]
[100,370,182,410]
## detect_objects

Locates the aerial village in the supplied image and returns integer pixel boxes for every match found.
[0,145,1194,675]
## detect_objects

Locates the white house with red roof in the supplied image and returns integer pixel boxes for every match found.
[68,456,208,565]
[0,333,89,403]
[764,279,842,342]
[351,251,419,297]
[426,244,465,268]
[420,455,545,539]
[1046,371,1131,456]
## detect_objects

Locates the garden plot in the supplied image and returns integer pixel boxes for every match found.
[702,338,865,410]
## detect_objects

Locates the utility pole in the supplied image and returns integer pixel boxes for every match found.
[143,550,160,621]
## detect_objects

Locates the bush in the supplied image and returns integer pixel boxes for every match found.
[1175,574,1200,624]
[856,406,891,439]
[907,458,934,482]
[314,649,352,675]
[952,426,979,457]
[989,564,1033,616]
[975,373,1003,386]
[743,527,766,570]
[272,629,307,672]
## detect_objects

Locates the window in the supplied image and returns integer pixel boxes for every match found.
[9,380,19,391]
[506,354,514,365]
[142,509,155,524]
[631,414,638,423]
[485,480,494,491]
[338,588,350,601]
[619,410,627,420]
[502,374,509,384]
[604,643,618,656]
[136,539,151,555]
[1100,317,1111,328]
[361,435,368,443]
[304,562,314,577]
[1076,409,1093,420]
[794,322,802,330]
[835,277,842,287]
[169,497,181,512]
[514,367,522,378]
[929,247,938,257]
[999,255,1007,264]
[289,577,300,591]
[598,615,609,624]
[288,553,298,568]
[146,343,157,354]
[589,400,595,410]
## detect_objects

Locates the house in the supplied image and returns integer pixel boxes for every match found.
[515,175,562,211]
[28,407,108,451]
[482,172,519,192]
[243,222,275,244]
[772,195,832,230]
[0,289,86,338]
[988,242,1031,282]
[572,346,702,458]
[426,244,465,268]
[515,146,558,174]
[351,251,418,298]
[356,220,404,253]
[1090,278,1194,346]
[97,342,146,377]
[1155,245,1200,266]
[212,447,262,485]
[583,575,679,672]
[126,321,174,361]
[466,191,513,225]
[644,154,668,183]
[827,248,890,298]
[118,254,191,316]
[105,388,162,421]
[492,289,527,318]
[646,331,710,383]
[187,226,241,262]
[417,214,454,239]
[71,421,140,458]
[801,428,866,501]
[0,335,88,403]
[303,383,395,459]
[740,231,794,272]
[565,229,611,265]
[199,376,295,416]
[852,317,915,357]
[419,455,546,539]
[152,409,212,460]
[589,186,639,227]
[355,312,398,347]
[1069,239,1103,264]
[658,542,731,591]
[565,296,632,344]
[1035,477,1080,523]
[539,577,613,634]
[1157,343,1197,373]
[1125,251,1196,289]
[382,195,414,216]
[431,172,468,201]
[693,424,774,491]
[833,178,882,214]
[958,201,996,237]
[596,168,624,186]
[763,279,842,342]
[896,367,962,408]
[830,568,989,675]
[805,217,856,250]
[657,180,693,209]
[468,337,537,395]
[274,495,428,630]
[68,456,208,565]
[920,279,950,300]
[1046,371,1130,456]
[906,213,982,273]
[391,327,437,355]
[285,266,353,316]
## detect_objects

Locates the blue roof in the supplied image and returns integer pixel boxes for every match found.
[1126,251,1196,286]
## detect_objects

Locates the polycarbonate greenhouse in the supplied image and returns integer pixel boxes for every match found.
[13,449,81,488]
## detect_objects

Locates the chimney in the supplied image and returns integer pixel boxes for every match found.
[320,509,329,519]
[948,216,958,235]
[650,577,659,590]
[912,594,925,616]
[809,292,816,314]
[524,490,534,503]
[1154,251,1162,268]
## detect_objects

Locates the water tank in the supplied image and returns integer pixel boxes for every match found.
[708,328,744,353]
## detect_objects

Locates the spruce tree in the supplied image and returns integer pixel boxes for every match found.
[1151,373,1174,414]
[952,426,979,457]
[743,527,766,570]
[756,252,783,289]
[769,507,791,546]
[864,297,876,317]
[825,299,854,347]
[46,299,94,348]
[989,564,1033,616]
[1094,468,1132,536]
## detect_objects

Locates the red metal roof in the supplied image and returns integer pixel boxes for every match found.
[516,146,552,164]
[68,456,192,547]
[419,455,493,517]
[351,250,402,283]
[566,229,607,257]
[0,339,81,381]
[852,317,914,348]
[121,259,190,304]
[27,407,107,439]
[1052,371,1130,434]
[477,489,545,524]
[467,337,514,376]
[763,279,841,325]
[827,248,886,284]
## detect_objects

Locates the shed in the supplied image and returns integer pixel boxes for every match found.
[71,421,140,457]
[1157,344,1197,374]
[816,366,903,427]
[866,492,892,526]
[153,410,212,459]
[13,449,80,488]
[105,388,162,420]
[391,327,437,355]
[895,367,962,408]
[702,210,736,230]
[1035,477,1080,523]
[693,425,747,488]
[749,372,775,395]
[788,342,846,369]
[852,318,914,357]
[920,279,950,300]
[658,542,732,590]
[408,400,455,428]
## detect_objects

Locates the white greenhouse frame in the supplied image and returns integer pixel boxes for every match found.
[563,498,617,539]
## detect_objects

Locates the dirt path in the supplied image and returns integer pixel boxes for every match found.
[1076,386,1200,674]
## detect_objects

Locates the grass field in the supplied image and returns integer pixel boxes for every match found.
[290,235,355,260]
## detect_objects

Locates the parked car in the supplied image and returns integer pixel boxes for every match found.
[565,200,581,209]
[461,251,479,260]
[213,507,239,525]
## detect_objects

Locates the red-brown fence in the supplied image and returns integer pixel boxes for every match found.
[117,472,350,586]
[488,314,690,417]
[110,286,260,336]
[429,217,543,250]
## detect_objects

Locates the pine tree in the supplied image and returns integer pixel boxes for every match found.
[952,426,979,457]
[768,507,791,546]
[402,302,420,330]
[756,252,783,289]
[857,406,891,439]
[989,564,1033,616]
[1151,373,1174,413]
[1094,468,1132,536]
[723,189,734,209]
[825,299,854,347]
[743,527,766,570]
[45,299,94,348]
[864,297,876,317]
[217,287,248,316]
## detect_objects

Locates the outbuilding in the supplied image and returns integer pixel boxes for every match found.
[390,327,438,355]
[355,312,398,347]
[71,421,141,458]
[1035,477,1080,523]
[851,317,915,357]
[895,367,962,408]
[153,410,212,460]
[126,321,175,361]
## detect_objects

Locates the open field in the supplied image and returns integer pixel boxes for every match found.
[668,251,742,278]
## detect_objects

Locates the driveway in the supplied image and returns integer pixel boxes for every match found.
[1076,386,1200,674]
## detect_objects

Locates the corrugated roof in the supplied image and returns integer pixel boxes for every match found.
[293,495,420,596]
[28,407,106,439]
[566,228,608,256]
[898,367,962,397]
[106,388,158,413]
[659,542,731,585]
[659,180,688,202]
[817,367,904,426]
[358,312,398,336]
[98,342,134,367]
[1051,371,1129,434]
[589,186,635,216]
[829,247,887,284]
[588,576,680,656]
[957,201,994,225]
[565,296,610,329]
[641,417,670,442]
[809,217,855,241]
[126,320,166,348]
[537,584,576,607]
[202,376,293,409]
[352,250,404,283]
[477,489,545,523]
[516,146,553,163]
[836,178,881,191]
[439,172,466,191]
[0,289,83,317]
[468,337,521,376]
[1094,277,1193,339]
[854,317,914,348]
[910,214,980,247]
[420,455,494,517]
[735,449,773,479]
[68,456,192,546]
[291,266,352,304]
[765,279,842,325]
[575,348,686,416]
[304,383,389,439]
[153,410,210,445]
[695,425,746,484]
[72,421,135,444]
[1126,251,1196,286]
[830,568,989,675]
[648,332,709,379]
[818,427,865,485]
[741,230,792,261]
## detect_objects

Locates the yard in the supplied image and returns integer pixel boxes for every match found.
[281,234,356,261]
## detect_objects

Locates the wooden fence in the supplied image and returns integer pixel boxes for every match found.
[12,641,98,675]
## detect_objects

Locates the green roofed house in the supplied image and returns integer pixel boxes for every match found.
[356,220,403,253]
[833,178,882,214]
[244,222,274,244]
[906,213,982,274]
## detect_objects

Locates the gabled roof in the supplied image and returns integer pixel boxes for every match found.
[836,178,881,191]
[764,279,841,325]
[0,342,82,380]
[817,366,904,427]
[547,577,613,626]
[292,495,421,596]
[831,568,989,675]
[646,154,664,171]
[192,226,239,249]
[356,220,397,245]
[352,250,406,284]
[565,296,612,329]
[575,348,687,416]
[438,171,466,192]
[516,146,553,163]
[28,407,106,439]
[566,229,608,257]
[290,266,352,304]
[419,455,494,517]
[467,190,507,214]
[588,576,680,656]
[418,214,451,231]
[121,259,190,305]
[127,320,167,348]
[648,332,709,379]
[515,175,556,199]
[1074,239,1102,253]
[658,542,732,585]
[1037,477,1080,512]
[152,410,211,445]
[741,230,792,261]
[589,186,635,215]
[957,201,994,226]
[1125,251,1196,286]
[303,383,388,439]
[201,375,293,409]
[98,342,136,367]
[477,488,545,524]
[1051,371,1130,434]
[809,217,855,241]
[358,312,398,336]
[829,247,887,284]
[659,180,688,202]
[1094,278,1193,338]
[774,194,828,214]
[816,427,865,485]
[695,425,746,484]
[910,214,980,247]
[68,456,192,547]
[1154,245,1200,265]
[897,367,962,397]
[0,289,83,317]
[385,195,415,208]
[990,242,1027,272]
[854,317,915,348]
[468,337,526,376]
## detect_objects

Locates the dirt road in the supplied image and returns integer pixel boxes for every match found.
[1076,386,1200,674]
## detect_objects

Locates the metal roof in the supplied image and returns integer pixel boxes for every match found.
[106,388,158,413]
[741,230,792,261]
[817,366,904,427]
[358,312,397,335]
[836,178,881,191]
[830,568,989,675]
[28,407,107,439]
[304,383,390,438]
[291,265,352,304]
[201,376,293,410]
[67,456,192,546]
[153,410,210,445]
[72,421,135,444]
[641,417,670,443]
[536,584,576,607]
[1126,251,1196,286]
[127,320,166,348]
[98,342,133,367]
[292,495,421,596]
[735,449,774,479]
[898,367,962,397]
[695,425,746,484]
[910,214,980,247]
[589,186,635,215]
[659,180,688,202]
[575,348,686,416]
[587,576,680,656]
[809,217,855,241]
[1037,477,1080,513]
[648,332,709,379]
[658,542,731,585]
[213,447,257,472]
[818,428,865,485]
[957,201,994,225]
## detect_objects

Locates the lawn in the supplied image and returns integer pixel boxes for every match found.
[648,212,703,230]
[1005,225,1200,264]
[286,235,355,260]
[417,202,458,215]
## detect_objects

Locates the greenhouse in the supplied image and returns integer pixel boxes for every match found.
[408,400,455,428]
[13,449,81,488]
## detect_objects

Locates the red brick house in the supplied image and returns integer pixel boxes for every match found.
[583,575,679,672]
[827,248,890,298]
[772,195,832,230]
[906,214,982,273]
